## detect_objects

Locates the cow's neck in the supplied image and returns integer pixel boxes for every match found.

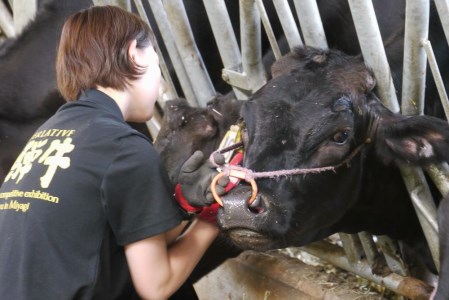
[336,149,423,241]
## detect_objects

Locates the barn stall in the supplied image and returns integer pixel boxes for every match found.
[1,0,449,299]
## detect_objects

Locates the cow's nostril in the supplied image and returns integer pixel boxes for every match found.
[248,195,265,214]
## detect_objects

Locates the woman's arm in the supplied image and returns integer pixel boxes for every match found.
[125,219,219,300]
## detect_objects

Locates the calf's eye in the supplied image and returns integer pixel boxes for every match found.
[332,128,351,144]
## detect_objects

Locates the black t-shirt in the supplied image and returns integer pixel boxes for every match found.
[0,89,182,300]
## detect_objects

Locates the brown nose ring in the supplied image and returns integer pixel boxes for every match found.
[211,170,258,207]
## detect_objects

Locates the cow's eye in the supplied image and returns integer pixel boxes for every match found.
[332,128,351,144]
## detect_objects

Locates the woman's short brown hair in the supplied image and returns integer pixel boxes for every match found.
[56,5,155,101]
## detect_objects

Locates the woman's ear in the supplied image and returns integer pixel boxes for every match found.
[127,39,138,63]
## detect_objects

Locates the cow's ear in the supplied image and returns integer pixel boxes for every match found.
[372,101,449,166]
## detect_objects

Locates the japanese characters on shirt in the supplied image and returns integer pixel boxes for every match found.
[0,129,76,213]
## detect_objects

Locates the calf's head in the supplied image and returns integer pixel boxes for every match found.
[218,47,449,250]
[154,94,241,183]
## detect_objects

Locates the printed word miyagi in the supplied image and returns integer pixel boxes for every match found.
[0,200,30,213]
[31,129,76,140]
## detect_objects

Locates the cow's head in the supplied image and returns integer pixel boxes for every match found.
[154,94,241,183]
[217,47,449,250]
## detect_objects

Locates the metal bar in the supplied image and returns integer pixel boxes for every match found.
[272,0,303,49]
[348,0,400,113]
[293,0,327,49]
[422,40,449,121]
[338,233,363,264]
[255,0,282,60]
[111,0,131,10]
[163,0,216,107]
[410,187,439,233]
[401,167,440,271]
[93,0,110,5]
[202,0,248,100]
[147,0,197,106]
[133,0,178,103]
[240,0,267,93]
[376,235,409,276]
[399,0,440,272]
[358,232,388,275]
[13,0,36,34]
[0,0,15,37]
[302,241,433,299]
[434,0,449,46]
[401,0,429,116]
[425,162,449,196]
[349,0,440,272]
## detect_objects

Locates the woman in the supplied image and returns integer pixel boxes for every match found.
[0,5,219,300]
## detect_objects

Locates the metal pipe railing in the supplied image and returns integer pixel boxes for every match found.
[401,0,429,116]
[0,0,15,38]
[348,0,400,113]
[426,163,449,196]
[338,233,363,264]
[133,0,178,104]
[272,0,303,49]
[349,0,440,271]
[202,0,248,100]
[147,0,197,106]
[240,0,267,93]
[422,40,449,121]
[163,0,216,107]
[293,0,327,49]
[255,0,282,60]
[401,0,441,271]
[110,0,131,10]
[358,232,386,274]
[13,0,36,34]
[377,236,409,276]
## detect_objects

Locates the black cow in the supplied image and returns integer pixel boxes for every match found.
[218,46,449,252]
[221,47,449,299]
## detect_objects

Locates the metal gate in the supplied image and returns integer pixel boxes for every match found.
[2,0,449,298]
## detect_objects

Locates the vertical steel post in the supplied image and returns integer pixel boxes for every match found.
[348,0,400,113]
[133,0,178,102]
[293,0,327,49]
[0,0,14,37]
[255,0,282,60]
[163,0,216,107]
[108,0,131,10]
[348,0,439,271]
[422,40,449,121]
[401,0,440,271]
[240,0,267,93]
[147,0,197,106]
[202,0,248,99]
[13,0,36,34]
[401,0,429,116]
[272,0,303,49]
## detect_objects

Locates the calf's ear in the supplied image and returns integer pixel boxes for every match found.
[373,104,449,166]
